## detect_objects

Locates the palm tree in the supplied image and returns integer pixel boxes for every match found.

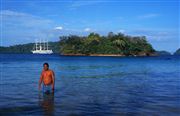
[113,39,126,53]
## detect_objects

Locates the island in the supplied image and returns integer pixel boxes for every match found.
[0,32,157,56]
[59,32,156,56]
[174,48,180,55]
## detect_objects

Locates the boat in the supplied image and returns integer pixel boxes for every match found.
[32,39,53,54]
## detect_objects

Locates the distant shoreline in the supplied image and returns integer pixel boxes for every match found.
[61,53,157,57]
[0,53,178,57]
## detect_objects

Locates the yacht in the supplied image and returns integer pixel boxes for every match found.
[32,39,53,54]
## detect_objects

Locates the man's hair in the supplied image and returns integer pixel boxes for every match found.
[43,62,49,67]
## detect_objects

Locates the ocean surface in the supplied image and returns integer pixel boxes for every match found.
[0,54,180,116]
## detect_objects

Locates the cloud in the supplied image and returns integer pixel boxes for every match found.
[0,10,53,27]
[117,29,125,33]
[138,13,159,19]
[54,26,63,30]
[130,29,178,41]
[0,10,57,46]
[70,0,103,9]
[0,10,95,44]
[0,10,27,17]
[84,28,91,32]
[131,29,179,53]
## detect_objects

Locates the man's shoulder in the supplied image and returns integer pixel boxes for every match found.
[49,69,54,73]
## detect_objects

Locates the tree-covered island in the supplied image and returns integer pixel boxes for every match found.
[59,32,156,56]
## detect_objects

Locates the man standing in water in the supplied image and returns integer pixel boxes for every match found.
[39,63,55,94]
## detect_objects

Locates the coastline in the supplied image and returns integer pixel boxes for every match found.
[61,53,157,57]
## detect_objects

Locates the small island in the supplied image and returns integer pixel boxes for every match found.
[59,32,156,56]
[155,51,171,56]
[174,48,180,55]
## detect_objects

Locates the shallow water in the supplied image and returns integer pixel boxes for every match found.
[0,54,180,115]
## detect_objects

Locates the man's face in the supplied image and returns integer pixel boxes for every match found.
[43,65,49,71]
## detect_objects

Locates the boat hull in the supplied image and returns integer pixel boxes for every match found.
[31,50,53,54]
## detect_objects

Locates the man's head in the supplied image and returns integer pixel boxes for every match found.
[43,63,49,71]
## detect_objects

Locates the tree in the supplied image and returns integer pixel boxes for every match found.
[108,32,114,39]
[86,32,101,44]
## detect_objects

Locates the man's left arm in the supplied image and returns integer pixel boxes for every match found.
[52,71,55,91]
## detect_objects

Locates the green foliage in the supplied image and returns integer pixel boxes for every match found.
[59,32,155,56]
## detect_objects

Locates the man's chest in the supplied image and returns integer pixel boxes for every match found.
[43,71,52,77]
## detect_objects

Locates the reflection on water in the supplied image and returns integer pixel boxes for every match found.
[38,92,55,116]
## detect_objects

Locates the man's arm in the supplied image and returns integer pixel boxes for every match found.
[51,71,55,91]
[39,72,43,90]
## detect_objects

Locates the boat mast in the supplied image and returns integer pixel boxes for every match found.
[35,40,37,50]
[32,38,53,54]
[40,39,42,50]
[44,40,46,50]
[47,40,48,50]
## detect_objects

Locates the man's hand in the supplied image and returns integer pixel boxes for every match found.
[39,72,43,91]
[52,86,54,92]
[52,70,55,93]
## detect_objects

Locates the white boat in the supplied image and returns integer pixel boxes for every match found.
[32,39,53,54]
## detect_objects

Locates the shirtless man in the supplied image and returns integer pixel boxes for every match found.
[39,63,55,93]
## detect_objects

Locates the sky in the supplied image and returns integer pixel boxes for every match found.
[0,0,179,53]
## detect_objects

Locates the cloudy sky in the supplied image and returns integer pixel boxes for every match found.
[0,0,179,52]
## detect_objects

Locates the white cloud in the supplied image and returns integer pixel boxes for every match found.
[70,1,103,9]
[84,28,91,32]
[54,26,63,30]
[138,13,159,19]
[117,29,125,33]
[0,10,27,17]
[130,29,178,41]
[0,10,53,28]
[0,10,56,46]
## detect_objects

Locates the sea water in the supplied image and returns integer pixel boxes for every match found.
[0,54,180,115]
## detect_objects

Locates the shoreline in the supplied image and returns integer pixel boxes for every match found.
[61,53,157,57]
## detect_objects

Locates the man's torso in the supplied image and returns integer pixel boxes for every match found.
[42,70,53,85]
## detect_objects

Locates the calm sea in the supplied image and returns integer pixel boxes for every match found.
[0,54,180,116]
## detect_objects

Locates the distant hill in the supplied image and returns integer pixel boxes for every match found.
[174,48,180,55]
[0,41,60,54]
[155,51,171,56]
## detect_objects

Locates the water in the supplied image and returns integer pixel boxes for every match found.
[0,54,180,116]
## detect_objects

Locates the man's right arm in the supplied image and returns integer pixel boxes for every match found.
[38,72,43,90]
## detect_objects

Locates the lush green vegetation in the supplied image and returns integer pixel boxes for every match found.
[174,48,180,55]
[0,32,156,56]
[0,42,60,53]
[59,32,155,56]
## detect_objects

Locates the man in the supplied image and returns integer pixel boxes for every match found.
[39,63,55,93]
